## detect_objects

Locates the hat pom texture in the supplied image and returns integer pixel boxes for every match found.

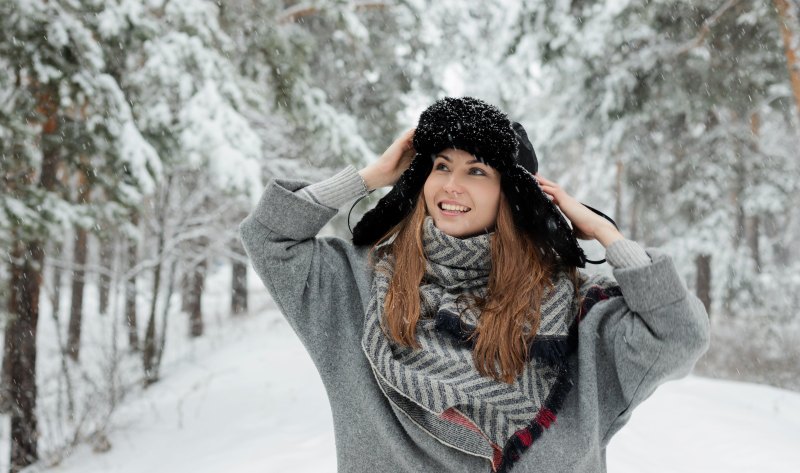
[413,97,518,173]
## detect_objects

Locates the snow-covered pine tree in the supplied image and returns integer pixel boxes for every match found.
[509,0,799,318]
[0,0,159,469]
[111,0,266,382]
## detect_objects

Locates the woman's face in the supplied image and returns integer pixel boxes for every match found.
[423,148,502,238]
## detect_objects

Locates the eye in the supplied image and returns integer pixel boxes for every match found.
[434,162,449,171]
[470,167,487,176]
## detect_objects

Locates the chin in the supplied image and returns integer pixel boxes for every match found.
[434,220,479,238]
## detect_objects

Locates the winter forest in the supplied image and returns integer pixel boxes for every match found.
[1,0,799,472]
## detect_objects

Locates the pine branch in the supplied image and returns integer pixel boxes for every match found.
[675,0,740,55]
[277,1,391,24]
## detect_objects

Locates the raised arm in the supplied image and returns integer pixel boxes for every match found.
[535,174,710,441]
[239,166,371,371]
[583,241,710,442]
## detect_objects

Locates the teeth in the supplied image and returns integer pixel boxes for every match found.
[440,203,469,212]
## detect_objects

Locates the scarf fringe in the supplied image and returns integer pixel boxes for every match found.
[527,338,569,365]
[433,310,476,348]
[433,311,570,365]
[495,361,574,473]
[494,283,622,473]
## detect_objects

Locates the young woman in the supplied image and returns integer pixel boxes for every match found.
[240,97,710,473]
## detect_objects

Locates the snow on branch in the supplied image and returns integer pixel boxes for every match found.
[277,1,391,24]
[675,0,740,56]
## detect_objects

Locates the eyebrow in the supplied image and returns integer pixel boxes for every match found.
[435,154,483,165]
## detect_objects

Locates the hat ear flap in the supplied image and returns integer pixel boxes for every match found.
[501,165,587,268]
[352,154,432,246]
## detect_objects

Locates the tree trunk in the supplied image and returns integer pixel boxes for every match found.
[188,260,206,337]
[98,236,113,315]
[764,213,790,264]
[614,159,623,230]
[695,253,712,317]
[124,213,140,351]
[155,259,178,372]
[231,240,248,316]
[3,242,44,472]
[745,112,761,272]
[745,215,761,272]
[50,240,62,319]
[66,226,88,361]
[181,269,192,312]
[143,210,165,386]
[628,188,639,241]
[774,0,800,121]
[66,169,91,361]
[2,84,60,471]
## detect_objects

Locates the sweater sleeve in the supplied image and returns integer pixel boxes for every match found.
[238,168,371,376]
[605,239,651,268]
[577,246,711,444]
[296,165,369,209]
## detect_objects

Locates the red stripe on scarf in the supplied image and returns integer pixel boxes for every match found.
[535,408,556,428]
[516,428,533,447]
[440,407,481,433]
[441,408,504,471]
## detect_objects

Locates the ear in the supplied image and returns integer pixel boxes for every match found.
[352,154,432,246]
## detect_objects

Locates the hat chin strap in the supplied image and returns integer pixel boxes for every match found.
[348,193,372,236]
[579,203,619,265]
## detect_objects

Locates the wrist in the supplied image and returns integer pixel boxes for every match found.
[594,223,624,248]
[358,167,382,191]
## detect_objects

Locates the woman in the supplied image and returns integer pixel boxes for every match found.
[240,97,710,472]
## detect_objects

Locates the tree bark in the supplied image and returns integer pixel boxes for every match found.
[124,213,140,351]
[181,269,192,312]
[66,169,91,361]
[155,259,178,372]
[188,260,207,337]
[4,242,44,472]
[614,159,624,231]
[746,112,761,272]
[231,239,248,316]
[628,188,639,241]
[98,236,113,315]
[50,240,62,320]
[66,227,88,361]
[143,204,165,386]
[2,84,60,471]
[774,0,800,121]
[745,215,761,272]
[695,253,712,317]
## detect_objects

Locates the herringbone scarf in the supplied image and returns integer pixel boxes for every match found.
[361,216,579,472]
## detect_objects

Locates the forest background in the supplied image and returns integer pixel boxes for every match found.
[1,1,799,472]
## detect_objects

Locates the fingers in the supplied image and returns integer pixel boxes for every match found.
[402,127,416,144]
[534,174,555,198]
[533,173,557,187]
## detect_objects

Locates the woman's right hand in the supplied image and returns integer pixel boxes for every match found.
[358,128,416,191]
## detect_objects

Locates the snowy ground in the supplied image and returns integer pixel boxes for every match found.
[29,297,800,473]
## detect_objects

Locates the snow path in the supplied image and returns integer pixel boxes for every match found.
[42,311,800,473]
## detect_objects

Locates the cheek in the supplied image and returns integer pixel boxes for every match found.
[423,177,436,210]
[480,185,502,220]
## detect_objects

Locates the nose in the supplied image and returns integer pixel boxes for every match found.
[442,173,465,195]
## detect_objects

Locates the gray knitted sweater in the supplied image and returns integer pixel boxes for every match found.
[239,166,710,473]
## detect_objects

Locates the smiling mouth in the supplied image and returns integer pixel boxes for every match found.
[438,202,471,214]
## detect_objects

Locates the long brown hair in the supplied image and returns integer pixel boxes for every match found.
[369,192,581,384]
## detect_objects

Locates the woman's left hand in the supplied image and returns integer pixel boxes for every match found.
[534,173,624,247]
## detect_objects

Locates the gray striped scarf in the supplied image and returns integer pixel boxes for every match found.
[361,216,578,468]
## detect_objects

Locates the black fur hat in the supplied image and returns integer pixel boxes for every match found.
[352,96,590,268]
